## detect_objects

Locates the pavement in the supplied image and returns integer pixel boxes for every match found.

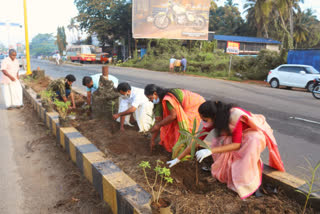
[0,83,110,214]
[30,59,320,183]
[0,92,24,213]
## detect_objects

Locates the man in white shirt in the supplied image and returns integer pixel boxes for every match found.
[112,82,154,132]
[0,49,23,110]
[55,52,61,65]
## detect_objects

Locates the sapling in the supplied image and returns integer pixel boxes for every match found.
[296,158,320,214]
[23,75,32,84]
[139,160,173,207]
[40,89,55,111]
[172,118,210,185]
[54,99,71,120]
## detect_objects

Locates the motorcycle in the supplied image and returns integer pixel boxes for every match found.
[153,0,206,30]
[312,77,320,99]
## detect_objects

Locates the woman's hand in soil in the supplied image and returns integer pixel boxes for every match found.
[167,158,180,168]
[196,149,212,163]
[150,123,161,132]
[112,113,120,120]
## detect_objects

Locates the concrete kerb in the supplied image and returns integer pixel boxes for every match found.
[22,84,152,214]
[21,82,320,212]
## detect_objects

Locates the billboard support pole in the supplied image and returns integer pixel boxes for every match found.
[228,55,232,78]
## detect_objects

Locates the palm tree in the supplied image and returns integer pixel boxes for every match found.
[293,9,309,48]
[225,0,238,7]
[294,8,320,48]
[67,18,79,44]
[244,0,273,37]
[276,0,304,39]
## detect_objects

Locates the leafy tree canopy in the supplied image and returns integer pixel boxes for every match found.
[30,33,57,56]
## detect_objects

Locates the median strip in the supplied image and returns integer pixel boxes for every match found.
[22,84,152,214]
[22,81,320,213]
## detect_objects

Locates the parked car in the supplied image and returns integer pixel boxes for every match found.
[267,64,320,92]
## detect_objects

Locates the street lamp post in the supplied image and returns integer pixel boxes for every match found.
[23,0,32,75]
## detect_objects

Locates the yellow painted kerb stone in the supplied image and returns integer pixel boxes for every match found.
[69,137,91,163]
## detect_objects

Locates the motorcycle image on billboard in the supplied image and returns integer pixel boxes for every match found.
[133,0,210,40]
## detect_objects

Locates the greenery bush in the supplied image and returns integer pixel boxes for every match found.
[120,39,285,81]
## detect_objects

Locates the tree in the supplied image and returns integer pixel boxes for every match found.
[274,0,304,49]
[244,0,273,38]
[56,26,67,55]
[209,3,243,35]
[293,9,308,48]
[67,18,79,44]
[74,0,132,57]
[293,8,320,48]
[30,34,57,56]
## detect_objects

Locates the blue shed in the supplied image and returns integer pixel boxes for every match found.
[208,34,281,55]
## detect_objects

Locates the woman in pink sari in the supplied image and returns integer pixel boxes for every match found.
[168,100,285,199]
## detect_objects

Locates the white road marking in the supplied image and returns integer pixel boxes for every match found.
[289,117,320,125]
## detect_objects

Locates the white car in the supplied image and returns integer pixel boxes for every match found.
[267,64,320,92]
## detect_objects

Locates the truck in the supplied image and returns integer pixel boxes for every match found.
[95,53,111,64]
[287,49,320,71]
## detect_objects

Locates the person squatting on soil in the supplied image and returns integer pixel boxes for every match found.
[82,71,118,105]
[47,74,76,109]
[144,84,205,154]
[113,82,154,132]
[167,100,285,199]
[0,49,23,110]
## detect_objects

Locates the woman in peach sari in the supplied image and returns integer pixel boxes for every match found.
[168,100,285,199]
[144,84,205,157]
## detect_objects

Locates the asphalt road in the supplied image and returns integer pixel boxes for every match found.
[31,59,320,180]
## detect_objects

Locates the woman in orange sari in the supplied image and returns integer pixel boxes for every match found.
[168,100,285,199]
[144,84,205,157]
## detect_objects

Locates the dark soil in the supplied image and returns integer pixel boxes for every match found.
[16,98,111,213]
[24,77,317,214]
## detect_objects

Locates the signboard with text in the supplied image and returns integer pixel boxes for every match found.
[132,0,210,40]
[226,41,240,55]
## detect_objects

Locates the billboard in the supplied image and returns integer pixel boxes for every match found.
[226,41,240,55]
[132,0,210,40]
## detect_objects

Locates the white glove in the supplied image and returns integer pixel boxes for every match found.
[196,149,212,163]
[166,158,180,168]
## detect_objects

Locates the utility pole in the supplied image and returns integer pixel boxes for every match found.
[23,0,32,75]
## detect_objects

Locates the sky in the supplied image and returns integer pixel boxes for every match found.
[0,0,319,49]
[0,0,78,48]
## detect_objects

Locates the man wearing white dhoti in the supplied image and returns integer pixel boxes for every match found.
[0,49,23,110]
[112,82,154,132]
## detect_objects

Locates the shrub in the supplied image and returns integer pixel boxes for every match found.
[120,41,283,81]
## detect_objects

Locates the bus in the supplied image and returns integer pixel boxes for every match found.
[66,45,100,63]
